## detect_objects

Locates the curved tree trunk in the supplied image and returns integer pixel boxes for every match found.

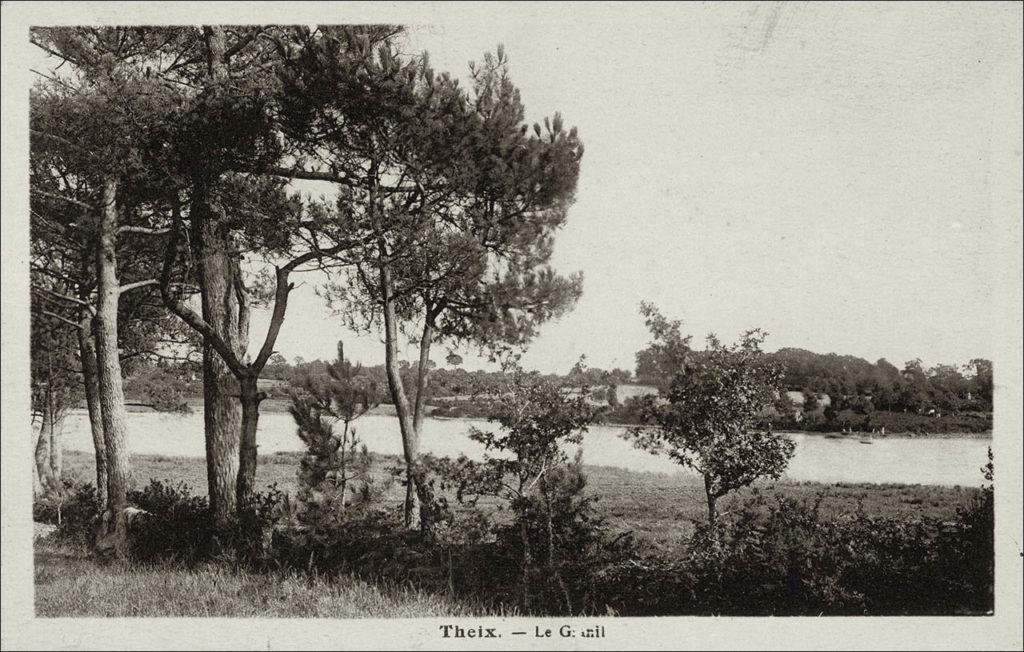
[93,177,132,557]
[410,320,435,531]
[34,411,54,493]
[236,264,302,510]
[78,314,108,511]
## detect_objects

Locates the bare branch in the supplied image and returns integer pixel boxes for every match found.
[118,279,159,294]
[40,309,85,330]
[32,285,90,308]
[30,188,93,210]
[118,225,171,236]
[262,165,357,186]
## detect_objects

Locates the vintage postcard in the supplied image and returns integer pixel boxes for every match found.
[2,1,1022,650]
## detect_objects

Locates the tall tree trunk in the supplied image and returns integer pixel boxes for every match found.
[43,367,65,486]
[236,375,262,511]
[78,314,108,511]
[93,177,132,557]
[194,27,253,523]
[380,269,421,529]
[193,186,245,525]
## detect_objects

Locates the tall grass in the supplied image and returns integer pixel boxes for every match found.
[34,540,504,618]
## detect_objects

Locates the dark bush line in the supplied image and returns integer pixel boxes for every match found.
[433,399,993,435]
[792,409,993,435]
[594,491,993,616]
[36,476,993,616]
[598,404,993,435]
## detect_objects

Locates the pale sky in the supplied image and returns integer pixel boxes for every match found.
[256,3,1020,373]
[30,3,1023,374]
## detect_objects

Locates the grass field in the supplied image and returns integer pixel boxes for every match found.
[56,449,982,550]
[34,539,502,617]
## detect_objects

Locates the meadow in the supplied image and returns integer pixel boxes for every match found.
[53,450,982,551]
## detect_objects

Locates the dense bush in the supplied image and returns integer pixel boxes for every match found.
[485,458,625,614]
[34,478,291,566]
[590,484,994,616]
[34,479,101,545]
[125,480,214,563]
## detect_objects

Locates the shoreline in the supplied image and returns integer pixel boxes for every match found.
[58,448,990,490]
[85,402,995,440]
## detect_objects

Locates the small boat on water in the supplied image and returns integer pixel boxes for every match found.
[859,439,873,445]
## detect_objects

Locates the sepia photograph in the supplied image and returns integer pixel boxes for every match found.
[2,1,1022,650]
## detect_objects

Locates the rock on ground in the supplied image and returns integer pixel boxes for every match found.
[34,522,57,541]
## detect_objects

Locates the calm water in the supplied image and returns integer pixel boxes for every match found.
[59,410,991,487]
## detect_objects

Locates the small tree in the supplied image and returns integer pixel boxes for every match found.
[288,341,382,522]
[625,304,795,538]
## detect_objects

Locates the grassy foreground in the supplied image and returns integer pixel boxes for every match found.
[34,539,502,617]
[37,451,989,617]
[56,450,981,550]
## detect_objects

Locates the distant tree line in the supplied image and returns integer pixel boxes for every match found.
[639,345,992,416]
[122,343,993,423]
[768,349,992,415]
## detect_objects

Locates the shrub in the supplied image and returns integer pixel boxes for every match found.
[34,480,101,545]
[126,480,213,564]
[491,455,617,614]
[425,366,616,614]
[286,339,386,530]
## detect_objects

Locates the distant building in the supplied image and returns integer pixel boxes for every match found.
[616,384,659,402]
[784,390,832,408]
[257,377,290,396]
